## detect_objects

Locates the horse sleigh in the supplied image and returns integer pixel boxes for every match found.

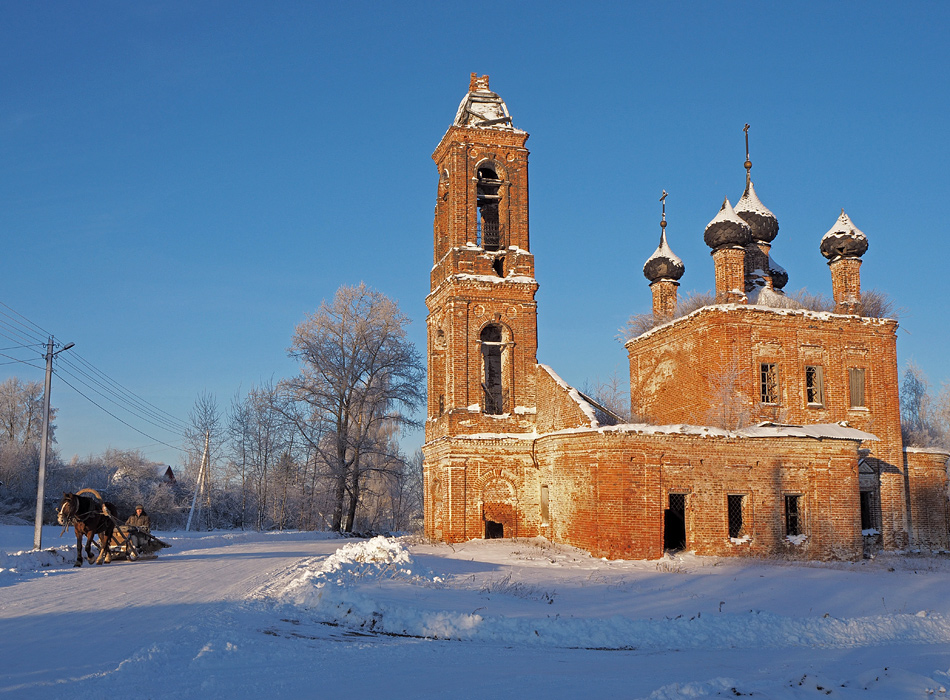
[56,488,171,567]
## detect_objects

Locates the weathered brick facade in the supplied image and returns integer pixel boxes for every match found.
[423,75,949,561]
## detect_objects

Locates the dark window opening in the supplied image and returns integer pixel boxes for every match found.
[664,493,687,551]
[860,491,878,531]
[481,324,505,414]
[805,365,825,406]
[760,363,779,404]
[476,166,502,251]
[438,394,445,416]
[492,255,505,277]
[849,367,866,408]
[727,495,744,539]
[485,520,504,539]
[784,494,802,536]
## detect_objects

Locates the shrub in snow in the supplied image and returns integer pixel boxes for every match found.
[479,572,556,603]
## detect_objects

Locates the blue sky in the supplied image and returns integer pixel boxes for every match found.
[2,2,948,465]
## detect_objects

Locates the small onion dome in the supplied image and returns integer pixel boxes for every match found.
[734,180,779,243]
[820,209,868,260]
[643,229,685,283]
[704,197,752,249]
[768,255,789,290]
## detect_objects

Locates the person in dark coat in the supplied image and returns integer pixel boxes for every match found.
[125,505,151,555]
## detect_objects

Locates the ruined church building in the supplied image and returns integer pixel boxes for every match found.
[422,74,949,560]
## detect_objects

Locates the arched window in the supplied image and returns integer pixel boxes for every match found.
[480,324,505,414]
[476,165,501,251]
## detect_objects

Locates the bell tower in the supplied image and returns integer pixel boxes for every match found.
[426,74,539,441]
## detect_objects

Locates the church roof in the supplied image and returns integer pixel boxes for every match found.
[704,197,752,249]
[820,209,868,260]
[453,74,521,131]
[643,229,685,282]
[734,180,779,243]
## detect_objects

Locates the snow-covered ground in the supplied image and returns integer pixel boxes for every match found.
[3,526,950,698]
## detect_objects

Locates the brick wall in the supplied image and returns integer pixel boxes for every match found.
[904,449,950,549]
[625,305,914,547]
[425,426,865,561]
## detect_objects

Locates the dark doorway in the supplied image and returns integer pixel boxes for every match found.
[485,520,504,539]
[664,493,686,551]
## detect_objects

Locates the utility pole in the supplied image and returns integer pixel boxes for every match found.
[186,431,210,532]
[33,337,74,550]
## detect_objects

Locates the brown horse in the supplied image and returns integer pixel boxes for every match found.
[57,492,116,567]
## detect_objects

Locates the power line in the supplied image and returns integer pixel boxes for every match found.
[55,373,187,454]
[65,352,189,432]
[55,363,186,437]
[0,320,46,352]
[0,299,192,452]
[0,301,52,339]
[0,351,45,371]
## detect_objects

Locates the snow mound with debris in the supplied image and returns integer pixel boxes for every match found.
[274,537,950,650]
[283,536,441,594]
[0,546,73,583]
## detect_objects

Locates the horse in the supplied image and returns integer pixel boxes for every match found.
[56,492,116,567]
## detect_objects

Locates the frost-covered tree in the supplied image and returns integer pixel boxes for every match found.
[280,283,425,533]
[0,377,55,504]
[900,363,950,448]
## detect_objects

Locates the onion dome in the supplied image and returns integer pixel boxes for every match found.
[643,228,685,283]
[704,197,752,249]
[820,209,868,260]
[768,255,788,290]
[734,180,779,243]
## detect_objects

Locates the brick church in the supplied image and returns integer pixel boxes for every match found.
[422,74,949,560]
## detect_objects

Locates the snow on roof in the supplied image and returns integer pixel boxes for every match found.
[643,230,685,282]
[704,198,749,232]
[451,273,537,285]
[822,210,867,244]
[453,87,522,132]
[438,420,876,445]
[739,422,878,442]
[645,231,683,267]
[734,180,776,220]
[625,301,895,346]
[746,286,799,309]
[538,364,600,427]
[904,446,950,456]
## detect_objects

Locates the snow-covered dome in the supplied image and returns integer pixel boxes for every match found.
[643,229,685,283]
[734,180,779,243]
[453,74,520,131]
[769,254,789,290]
[820,210,868,260]
[704,198,752,250]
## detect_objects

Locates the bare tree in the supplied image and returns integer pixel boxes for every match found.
[582,369,632,425]
[901,363,950,448]
[705,359,752,431]
[280,283,425,533]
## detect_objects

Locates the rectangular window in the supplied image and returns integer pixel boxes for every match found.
[727,494,744,538]
[760,363,779,403]
[784,494,802,536]
[805,365,825,406]
[860,491,878,531]
[540,485,550,524]
[849,367,866,408]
